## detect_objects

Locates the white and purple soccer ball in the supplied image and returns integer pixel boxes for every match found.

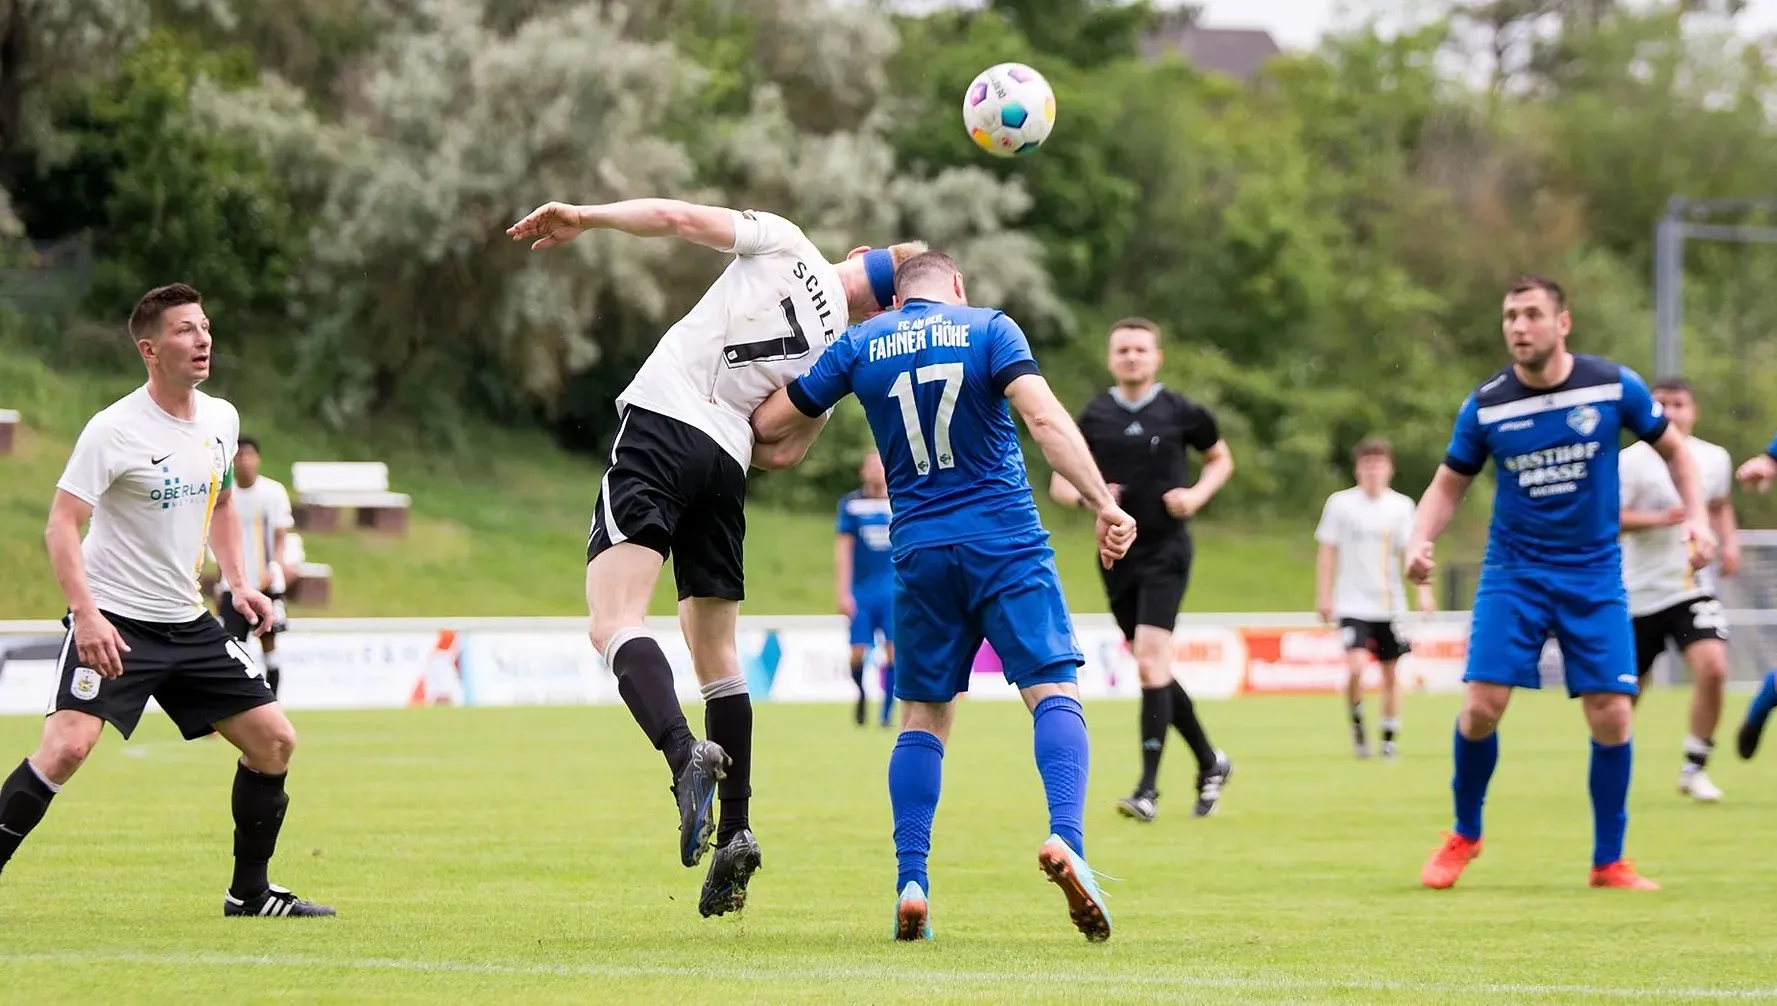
[962,62,1056,158]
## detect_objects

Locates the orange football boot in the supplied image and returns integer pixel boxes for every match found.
[1421,832,1482,889]
[1589,860,1660,890]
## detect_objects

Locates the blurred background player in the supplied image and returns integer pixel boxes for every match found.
[1050,317,1235,821]
[1406,275,1713,893]
[509,196,916,919]
[753,250,1136,943]
[1618,378,1738,802]
[835,449,895,727]
[1314,437,1436,761]
[215,436,295,696]
[1732,431,1777,759]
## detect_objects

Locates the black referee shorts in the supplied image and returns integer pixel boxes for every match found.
[586,406,748,602]
[52,610,276,740]
[1100,536,1192,642]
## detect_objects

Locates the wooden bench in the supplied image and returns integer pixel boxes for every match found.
[0,409,17,456]
[290,461,412,535]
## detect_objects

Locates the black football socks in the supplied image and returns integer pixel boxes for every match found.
[1168,679,1219,770]
[0,758,59,875]
[1138,686,1171,793]
[610,630,697,777]
[702,676,753,845]
[231,761,289,901]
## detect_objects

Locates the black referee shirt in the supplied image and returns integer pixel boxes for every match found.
[1076,385,1221,546]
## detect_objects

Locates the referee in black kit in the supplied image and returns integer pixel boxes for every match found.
[1050,318,1235,820]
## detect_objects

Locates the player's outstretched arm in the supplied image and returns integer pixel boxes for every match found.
[507,198,738,252]
[749,387,830,470]
[1403,466,1472,585]
[1651,424,1717,568]
[1005,373,1136,566]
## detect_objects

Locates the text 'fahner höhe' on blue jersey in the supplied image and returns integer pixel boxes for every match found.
[1444,354,1668,569]
[786,299,1045,555]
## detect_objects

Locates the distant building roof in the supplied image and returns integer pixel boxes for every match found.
[1142,26,1284,81]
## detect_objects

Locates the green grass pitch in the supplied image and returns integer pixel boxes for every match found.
[1,689,1773,1004]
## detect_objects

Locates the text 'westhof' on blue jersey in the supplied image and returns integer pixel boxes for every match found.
[1444,354,1668,569]
[786,299,1046,555]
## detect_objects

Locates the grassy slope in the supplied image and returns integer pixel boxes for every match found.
[0,352,1490,619]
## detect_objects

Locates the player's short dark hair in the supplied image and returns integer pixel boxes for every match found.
[1108,317,1162,344]
[1353,437,1393,462]
[237,436,261,454]
[1652,376,1694,397]
[893,250,960,293]
[1505,275,1566,312]
[128,283,203,341]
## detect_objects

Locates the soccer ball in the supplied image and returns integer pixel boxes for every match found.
[962,62,1056,158]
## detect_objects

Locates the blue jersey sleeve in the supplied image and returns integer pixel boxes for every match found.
[1618,366,1669,443]
[1767,430,1777,460]
[787,334,859,417]
[1443,395,1487,476]
[835,497,855,535]
[985,312,1041,394]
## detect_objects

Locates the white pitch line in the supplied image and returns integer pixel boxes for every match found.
[3,951,1774,1001]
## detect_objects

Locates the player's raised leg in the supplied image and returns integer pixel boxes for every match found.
[586,540,723,869]
[681,595,762,918]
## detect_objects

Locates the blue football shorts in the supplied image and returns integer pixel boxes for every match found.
[1464,565,1638,698]
[891,532,1083,704]
[848,584,894,648]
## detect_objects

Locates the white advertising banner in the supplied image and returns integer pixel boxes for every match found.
[0,612,1490,715]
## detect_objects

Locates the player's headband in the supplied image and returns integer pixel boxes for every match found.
[862,248,896,310]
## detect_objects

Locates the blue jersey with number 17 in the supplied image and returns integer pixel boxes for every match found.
[786,299,1045,556]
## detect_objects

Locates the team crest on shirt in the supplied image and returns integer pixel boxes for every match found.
[1566,405,1600,436]
[70,667,101,700]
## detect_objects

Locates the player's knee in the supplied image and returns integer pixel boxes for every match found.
[1581,693,1633,742]
[1691,649,1729,685]
[35,717,101,782]
[588,618,642,659]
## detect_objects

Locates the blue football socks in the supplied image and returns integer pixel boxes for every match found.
[888,730,944,896]
[1032,695,1090,857]
[1451,724,1499,841]
[1589,738,1632,868]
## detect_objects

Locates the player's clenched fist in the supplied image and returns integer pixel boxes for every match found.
[1404,540,1436,586]
[1095,504,1137,569]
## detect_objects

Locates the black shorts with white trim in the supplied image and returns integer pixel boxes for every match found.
[52,610,276,740]
[1632,595,1729,679]
[586,406,748,602]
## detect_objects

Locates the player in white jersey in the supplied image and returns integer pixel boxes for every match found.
[0,284,332,918]
[1315,438,1436,760]
[508,198,922,917]
[1618,378,1740,801]
[214,436,295,696]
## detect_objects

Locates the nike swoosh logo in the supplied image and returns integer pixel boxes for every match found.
[151,454,172,465]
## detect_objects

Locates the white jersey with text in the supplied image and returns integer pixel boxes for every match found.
[1314,486,1417,621]
[617,210,845,469]
[1619,436,1732,616]
[221,475,293,594]
[56,386,240,623]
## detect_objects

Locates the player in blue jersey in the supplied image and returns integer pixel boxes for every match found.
[1732,432,1777,759]
[1404,275,1715,892]
[751,251,1136,942]
[836,449,896,727]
